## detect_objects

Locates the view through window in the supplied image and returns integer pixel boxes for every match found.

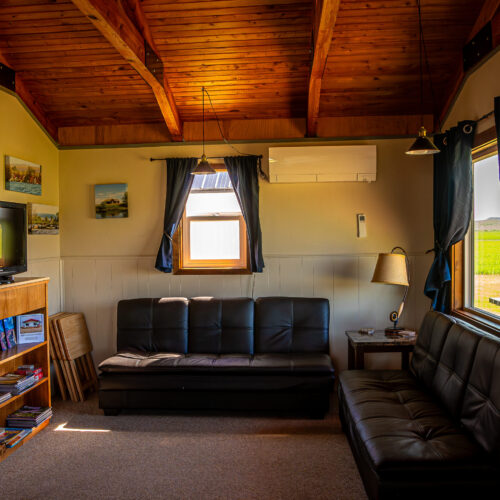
[471,154,500,318]
[176,170,248,272]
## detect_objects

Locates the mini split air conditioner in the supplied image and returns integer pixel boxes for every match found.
[268,145,377,183]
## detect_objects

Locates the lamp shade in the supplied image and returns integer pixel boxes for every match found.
[192,154,216,175]
[372,253,409,286]
[405,126,440,155]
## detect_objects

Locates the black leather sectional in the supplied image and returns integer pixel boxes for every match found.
[99,296,334,416]
[338,311,500,499]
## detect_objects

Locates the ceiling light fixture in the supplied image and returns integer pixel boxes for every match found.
[192,86,216,175]
[406,0,439,156]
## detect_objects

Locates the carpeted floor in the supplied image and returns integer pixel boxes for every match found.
[0,394,366,500]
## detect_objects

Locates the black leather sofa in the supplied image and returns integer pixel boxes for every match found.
[338,311,500,499]
[99,296,334,416]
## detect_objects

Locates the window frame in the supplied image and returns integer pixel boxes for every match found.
[451,126,500,334]
[173,166,251,275]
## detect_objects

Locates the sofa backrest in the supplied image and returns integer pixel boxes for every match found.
[117,298,189,353]
[460,334,500,459]
[188,297,254,354]
[254,297,329,353]
[431,322,481,419]
[410,311,455,388]
[116,296,329,355]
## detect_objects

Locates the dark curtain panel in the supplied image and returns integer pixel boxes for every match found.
[495,96,500,178]
[155,158,198,273]
[424,120,476,312]
[224,156,265,272]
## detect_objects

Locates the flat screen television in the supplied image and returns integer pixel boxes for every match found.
[0,201,27,283]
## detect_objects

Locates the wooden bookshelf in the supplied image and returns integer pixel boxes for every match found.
[0,278,51,462]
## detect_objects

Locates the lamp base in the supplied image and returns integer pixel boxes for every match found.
[385,326,405,337]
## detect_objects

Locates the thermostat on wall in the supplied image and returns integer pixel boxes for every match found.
[357,214,367,238]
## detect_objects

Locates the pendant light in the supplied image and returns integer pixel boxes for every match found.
[406,0,439,155]
[192,86,216,175]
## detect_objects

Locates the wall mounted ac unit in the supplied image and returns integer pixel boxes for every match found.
[268,145,376,183]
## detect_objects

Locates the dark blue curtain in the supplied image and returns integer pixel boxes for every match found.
[224,156,265,272]
[155,158,198,273]
[424,120,476,312]
[495,96,500,178]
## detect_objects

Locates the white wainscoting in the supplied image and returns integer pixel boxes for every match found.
[61,254,433,371]
[19,257,62,316]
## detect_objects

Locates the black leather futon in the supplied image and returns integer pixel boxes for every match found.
[99,296,334,416]
[338,311,500,499]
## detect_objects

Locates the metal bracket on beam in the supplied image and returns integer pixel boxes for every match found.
[0,62,15,92]
[145,41,163,84]
[463,22,493,72]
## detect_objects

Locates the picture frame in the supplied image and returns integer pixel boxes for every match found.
[4,155,42,196]
[28,203,59,235]
[94,183,128,219]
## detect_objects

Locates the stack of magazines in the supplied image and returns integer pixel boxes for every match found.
[0,374,36,395]
[0,428,32,448]
[6,406,52,428]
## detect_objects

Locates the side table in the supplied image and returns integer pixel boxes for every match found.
[345,330,417,370]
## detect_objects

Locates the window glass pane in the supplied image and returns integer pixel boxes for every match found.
[190,220,240,260]
[186,192,241,217]
[191,172,232,190]
[473,154,500,317]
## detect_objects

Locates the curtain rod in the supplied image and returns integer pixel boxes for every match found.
[476,110,494,122]
[150,155,263,162]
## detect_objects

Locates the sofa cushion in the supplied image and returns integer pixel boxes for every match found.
[254,297,329,353]
[117,298,189,353]
[410,311,455,389]
[431,322,481,418]
[461,334,500,459]
[188,297,254,354]
[338,370,489,477]
[99,351,334,375]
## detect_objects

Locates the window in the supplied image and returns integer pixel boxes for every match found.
[173,168,250,274]
[452,130,500,332]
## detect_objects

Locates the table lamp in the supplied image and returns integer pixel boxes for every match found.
[371,247,410,335]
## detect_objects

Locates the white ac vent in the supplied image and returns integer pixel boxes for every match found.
[268,145,377,183]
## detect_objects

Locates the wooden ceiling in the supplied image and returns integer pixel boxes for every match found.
[0,0,497,145]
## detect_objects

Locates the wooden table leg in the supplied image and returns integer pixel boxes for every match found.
[402,351,410,370]
[354,346,365,369]
[348,342,355,369]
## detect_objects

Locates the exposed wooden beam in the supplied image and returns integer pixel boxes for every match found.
[70,0,183,140]
[439,0,500,126]
[0,51,58,141]
[307,0,341,137]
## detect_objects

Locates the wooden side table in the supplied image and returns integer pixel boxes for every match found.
[345,330,417,370]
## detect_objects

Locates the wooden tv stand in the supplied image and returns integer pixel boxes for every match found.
[0,277,51,462]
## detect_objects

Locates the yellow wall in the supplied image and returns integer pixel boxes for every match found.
[59,139,433,258]
[0,90,60,260]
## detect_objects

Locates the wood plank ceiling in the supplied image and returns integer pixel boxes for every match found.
[0,0,493,145]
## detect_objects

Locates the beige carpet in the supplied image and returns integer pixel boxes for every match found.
[0,394,366,500]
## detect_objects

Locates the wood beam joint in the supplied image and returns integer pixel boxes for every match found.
[307,0,341,137]
[70,0,183,140]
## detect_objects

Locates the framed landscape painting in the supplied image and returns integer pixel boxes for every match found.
[5,155,42,195]
[95,183,128,219]
[28,203,59,235]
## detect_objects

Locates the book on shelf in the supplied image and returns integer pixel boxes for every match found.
[0,428,32,448]
[3,317,17,348]
[0,392,12,404]
[6,406,52,428]
[16,313,45,344]
[0,321,7,351]
[0,374,36,395]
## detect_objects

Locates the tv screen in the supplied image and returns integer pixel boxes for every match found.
[0,201,27,281]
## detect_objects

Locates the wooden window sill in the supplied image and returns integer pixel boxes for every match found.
[451,309,500,336]
[173,268,252,276]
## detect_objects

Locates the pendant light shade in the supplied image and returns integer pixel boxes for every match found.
[406,126,440,155]
[192,154,217,175]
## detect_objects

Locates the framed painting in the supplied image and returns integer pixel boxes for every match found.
[28,203,59,235]
[5,155,42,196]
[95,183,128,219]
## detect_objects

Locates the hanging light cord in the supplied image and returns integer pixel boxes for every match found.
[416,0,441,133]
[202,86,205,157]
[203,87,267,179]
